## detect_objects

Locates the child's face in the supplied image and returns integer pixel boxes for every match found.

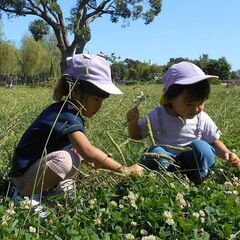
[168,90,205,119]
[81,95,105,118]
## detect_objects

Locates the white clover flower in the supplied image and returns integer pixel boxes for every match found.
[126,233,135,239]
[94,218,102,225]
[128,191,138,201]
[166,218,175,225]
[163,211,175,225]
[110,201,118,207]
[6,208,15,216]
[88,199,96,205]
[224,190,233,195]
[89,204,95,209]
[29,226,36,233]
[23,197,31,209]
[9,202,15,209]
[130,221,137,226]
[176,193,187,209]
[142,235,156,240]
[163,211,172,219]
[119,204,124,209]
[192,212,200,219]
[140,229,148,236]
[232,190,238,195]
[224,181,233,189]
[233,176,239,182]
[1,214,10,227]
[199,210,205,217]
[1,219,8,227]
[199,228,205,237]
[200,217,205,223]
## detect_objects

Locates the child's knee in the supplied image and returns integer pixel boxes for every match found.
[47,150,80,179]
[191,140,215,165]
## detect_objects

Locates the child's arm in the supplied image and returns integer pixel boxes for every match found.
[127,106,142,140]
[68,131,143,175]
[211,139,240,167]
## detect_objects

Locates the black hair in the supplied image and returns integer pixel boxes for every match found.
[61,76,110,99]
[76,80,110,99]
[165,79,210,103]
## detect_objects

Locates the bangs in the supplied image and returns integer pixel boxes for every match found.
[185,80,210,102]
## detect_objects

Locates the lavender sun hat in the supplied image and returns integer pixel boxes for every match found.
[53,54,122,101]
[64,54,122,94]
[163,61,219,92]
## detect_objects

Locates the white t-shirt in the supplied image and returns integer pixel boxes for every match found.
[138,106,221,154]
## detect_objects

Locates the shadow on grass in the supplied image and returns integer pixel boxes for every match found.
[0,177,12,198]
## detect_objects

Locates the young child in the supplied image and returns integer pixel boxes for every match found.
[127,61,240,184]
[9,54,143,209]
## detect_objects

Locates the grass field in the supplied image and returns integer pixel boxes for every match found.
[0,84,240,239]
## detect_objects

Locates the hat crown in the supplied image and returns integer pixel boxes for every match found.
[163,61,215,91]
[65,54,111,84]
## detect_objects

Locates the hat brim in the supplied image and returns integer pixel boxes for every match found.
[175,75,219,86]
[85,80,123,95]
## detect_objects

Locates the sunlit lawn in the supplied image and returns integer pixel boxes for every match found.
[0,84,240,239]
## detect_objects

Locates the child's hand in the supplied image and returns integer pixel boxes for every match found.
[127,107,140,123]
[123,164,144,176]
[225,152,240,167]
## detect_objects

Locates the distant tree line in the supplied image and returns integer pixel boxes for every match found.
[0,33,61,86]
[109,53,238,85]
[0,36,238,86]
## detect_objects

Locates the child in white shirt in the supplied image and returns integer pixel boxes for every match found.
[127,61,240,184]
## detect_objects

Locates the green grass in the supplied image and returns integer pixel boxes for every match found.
[1,84,240,239]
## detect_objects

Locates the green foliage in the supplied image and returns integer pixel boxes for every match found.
[204,57,231,80]
[20,36,57,83]
[0,40,19,76]
[1,84,240,239]
[0,0,162,72]
[29,19,50,41]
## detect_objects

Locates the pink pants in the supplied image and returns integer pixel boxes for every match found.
[12,149,82,192]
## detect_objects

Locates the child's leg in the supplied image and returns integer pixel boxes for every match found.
[139,145,174,171]
[176,140,215,182]
[12,149,81,196]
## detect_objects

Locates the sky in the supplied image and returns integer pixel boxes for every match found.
[1,0,240,71]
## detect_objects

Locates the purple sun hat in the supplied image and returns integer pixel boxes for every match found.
[163,61,219,92]
[63,54,123,94]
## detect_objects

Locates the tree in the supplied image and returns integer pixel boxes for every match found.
[0,20,4,40]
[29,19,50,41]
[204,57,231,80]
[0,40,19,77]
[20,36,51,83]
[0,0,162,73]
